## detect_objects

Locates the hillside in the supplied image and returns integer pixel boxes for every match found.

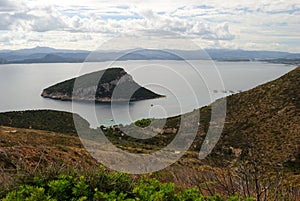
[0,110,89,135]
[2,67,300,170]
[42,68,164,102]
[208,66,300,169]
[94,66,300,171]
[0,126,98,170]
[13,53,85,63]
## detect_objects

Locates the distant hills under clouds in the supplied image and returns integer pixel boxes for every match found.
[0,46,299,65]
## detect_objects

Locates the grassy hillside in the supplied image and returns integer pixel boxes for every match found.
[1,67,299,169]
[208,66,300,169]
[0,110,89,135]
[99,67,300,171]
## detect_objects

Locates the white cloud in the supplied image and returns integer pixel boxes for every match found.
[0,0,25,12]
[0,0,299,51]
[0,5,67,32]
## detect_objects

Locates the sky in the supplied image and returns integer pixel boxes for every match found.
[0,0,299,52]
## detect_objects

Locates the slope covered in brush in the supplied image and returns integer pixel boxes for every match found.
[207,66,300,169]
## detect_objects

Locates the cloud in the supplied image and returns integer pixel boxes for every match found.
[0,5,67,32]
[0,2,235,42]
[0,0,24,12]
[0,0,299,51]
[125,9,235,40]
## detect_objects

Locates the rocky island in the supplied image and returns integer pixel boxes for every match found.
[41,68,164,102]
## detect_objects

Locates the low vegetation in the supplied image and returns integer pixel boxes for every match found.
[2,165,254,201]
[0,110,89,135]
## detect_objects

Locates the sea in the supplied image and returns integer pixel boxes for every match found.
[0,60,295,128]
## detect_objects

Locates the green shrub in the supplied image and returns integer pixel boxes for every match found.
[3,185,52,201]
[3,166,254,201]
[177,188,204,201]
[93,191,130,201]
[133,177,175,201]
[134,119,152,128]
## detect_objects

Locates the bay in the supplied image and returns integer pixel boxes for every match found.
[0,60,295,128]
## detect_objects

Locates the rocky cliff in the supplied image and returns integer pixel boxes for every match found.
[41,68,164,102]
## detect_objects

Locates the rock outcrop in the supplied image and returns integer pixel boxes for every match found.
[41,68,164,102]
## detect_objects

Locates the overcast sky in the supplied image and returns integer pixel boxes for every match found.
[0,0,299,52]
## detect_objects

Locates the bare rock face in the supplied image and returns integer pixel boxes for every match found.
[41,68,164,102]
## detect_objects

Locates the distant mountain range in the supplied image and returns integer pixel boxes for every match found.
[0,46,299,64]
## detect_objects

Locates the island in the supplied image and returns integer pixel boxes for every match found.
[41,67,164,102]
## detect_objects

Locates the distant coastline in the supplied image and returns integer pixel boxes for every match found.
[1,46,299,65]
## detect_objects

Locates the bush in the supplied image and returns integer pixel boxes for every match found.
[133,177,176,200]
[3,166,253,201]
[134,119,152,128]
